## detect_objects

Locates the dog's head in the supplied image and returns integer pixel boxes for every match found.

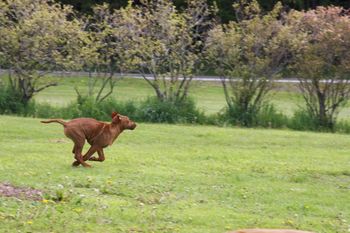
[111,112,137,130]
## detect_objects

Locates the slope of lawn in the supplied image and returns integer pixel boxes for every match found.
[0,115,349,232]
[33,76,302,116]
[2,74,350,119]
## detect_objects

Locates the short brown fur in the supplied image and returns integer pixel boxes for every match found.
[41,112,136,167]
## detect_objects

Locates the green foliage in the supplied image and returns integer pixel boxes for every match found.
[287,109,319,132]
[26,95,205,124]
[288,6,350,131]
[68,97,138,121]
[0,0,90,104]
[31,97,138,122]
[206,0,297,128]
[289,109,350,133]
[256,105,288,128]
[4,74,350,133]
[56,0,350,24]
[30,103,61,119]
[0,84,25,114]
[334,120,350,134]
[119,0,215,103]
[137,97,206,124]
[219,104,288,128]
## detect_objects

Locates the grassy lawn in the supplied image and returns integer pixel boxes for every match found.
[2,75,350,120]
[0,115,349,232]
[31,75,350,120]
[33,76,303,115]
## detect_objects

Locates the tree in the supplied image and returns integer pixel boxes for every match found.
[75,3,133,104]
[288,7,350,130]
[123,0,215,103]
[0,0,89,105]
[206,0,298,126]
[55,0,350,24]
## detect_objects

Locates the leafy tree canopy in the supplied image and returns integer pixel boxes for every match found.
[56,0,350,23]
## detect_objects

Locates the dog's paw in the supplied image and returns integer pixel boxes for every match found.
[82,163,92,168]
[72,161,80,167]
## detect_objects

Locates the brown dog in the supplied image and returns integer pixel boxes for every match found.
[41,112,136,167]
[229,229,315,233]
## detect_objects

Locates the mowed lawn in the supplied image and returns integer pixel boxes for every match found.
[30,75,350,119]
[0,116,349,232]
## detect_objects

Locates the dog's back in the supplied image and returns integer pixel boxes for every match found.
[63,118,105,142]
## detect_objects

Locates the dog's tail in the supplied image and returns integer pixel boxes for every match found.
[41,119,67,126]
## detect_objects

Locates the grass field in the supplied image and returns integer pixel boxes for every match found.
[33,76,304,116]
[0,115,349,232]
[28,75,350,120]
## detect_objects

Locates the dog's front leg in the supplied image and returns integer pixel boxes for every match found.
[72,145,97,167]
[89,149,105,162]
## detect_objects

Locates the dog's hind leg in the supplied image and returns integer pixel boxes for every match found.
[71,140,91,168]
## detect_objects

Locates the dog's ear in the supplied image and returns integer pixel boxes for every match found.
[111,111,119,119]
[112,114,121,124]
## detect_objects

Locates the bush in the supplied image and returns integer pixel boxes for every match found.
[288,109,321,131]
[0,84,30,115]
[4,85,350,134]
[218,104,288,128]
[32,96,205,124]
[32,97,138,121]
[137,97,206,124]
[32,103,66,119]
[256,105,289,128]
[335,120,350,134]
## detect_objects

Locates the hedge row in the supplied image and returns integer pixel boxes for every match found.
[1,85,350,133]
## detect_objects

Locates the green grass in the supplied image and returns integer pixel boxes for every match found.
[0,115,349,232]
[1,74,349,119]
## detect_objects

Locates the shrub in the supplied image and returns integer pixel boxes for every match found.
[218,104,288,128]
[334,120,350,134]
[0,84,26,115]
[23,95,137,122]
[137,97,206,124]
[32,96,205,124]
[29,103,60,119]
[256,105,289,128]
[288,109,320,131]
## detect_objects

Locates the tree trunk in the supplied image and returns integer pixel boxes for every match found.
[18,78,34,106]
[317,91,333,129]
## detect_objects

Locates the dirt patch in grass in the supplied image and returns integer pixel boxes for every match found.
[0,183,43,201]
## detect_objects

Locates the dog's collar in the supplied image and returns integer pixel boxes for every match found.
[90,124,107,142]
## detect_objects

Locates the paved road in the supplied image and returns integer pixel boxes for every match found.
[0,69,302,83]
[48,71,301,83]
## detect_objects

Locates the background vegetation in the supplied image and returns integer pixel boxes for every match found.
[1,0,350,133]
[57,0,350,23]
